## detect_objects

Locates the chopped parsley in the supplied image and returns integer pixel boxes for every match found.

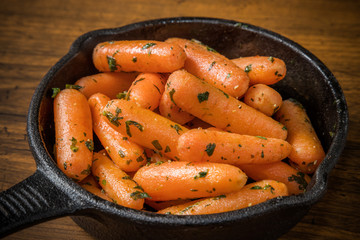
[85,139,94,152]
[197,91,209,103]
[205,143,216,156]
[106,55,118,71]
[208,61,216,71]
[51,88,60,98]
[81,164,91,175]
[125,120,144,137]
[244,64,252,73]
[268,56,274,63]
[288,172,308,190]
[132,56,137,63]
[194,169,209,179]
[130,191,150,200]
[142,43,156,50]
[170,124,183,135]
[151,140,163,151]
[65,84,83,90]
[70,137,79,152]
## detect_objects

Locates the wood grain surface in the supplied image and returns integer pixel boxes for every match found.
[0,0,359,239]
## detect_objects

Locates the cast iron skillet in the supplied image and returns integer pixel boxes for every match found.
[0,17,348,239]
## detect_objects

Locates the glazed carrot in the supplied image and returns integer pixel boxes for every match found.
[145,198,192,211]
[167,69,287,139]
[166,38,249,98]
[103,99,189,160]
[79,175,113,202]
[177,129,292,165]
[74,72,137,99]
[232,56,286,85]
[159,85,195,125]
[93,40,186,73]
[133,161,248,201]
[243,84,283,116]
[158,180,288,215]
[185,117,213,129]
[92,151,149,210]
[54,89,93,182]
[88,93,147,172]
[126,73,166,111]
[239,161,311,195]
[274,99,325,174]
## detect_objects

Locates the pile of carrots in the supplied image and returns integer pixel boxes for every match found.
[52,38,325,215]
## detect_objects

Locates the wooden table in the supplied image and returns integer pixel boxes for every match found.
[1,0,359,239]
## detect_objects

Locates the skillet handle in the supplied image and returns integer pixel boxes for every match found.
[0,169,81,237]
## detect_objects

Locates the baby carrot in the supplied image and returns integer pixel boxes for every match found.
[133,161,248,201]
[274,99,325,174]
[54,89,93,182]
[177,128,292,165]
[166,69,287,139]
[145,199,192,211]
[126,73,166,111]
[103,99,189,160]
[166,38,249,98]
[79,175,112,202]
[158,180,288,215]
[74,72,137,99]
[88,93,147,172]
[93,40,186,73]
[232,56,286,85]
[92,151,149,210]
[239,161,311,195]
[243,84,283,116]
[159,85,195,125]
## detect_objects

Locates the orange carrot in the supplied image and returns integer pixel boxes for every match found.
[54,89,93,182]
[185,117,213,129]
[92,151,149,210]
[158,180,288,215]
[159,85,195,125]
[103,99,189,160]
[166,69,287,139]
[274,99,325,174]
[145,199,192,211]
[239,161,311,195]
[79,175,112,201]
[93,40,186,73]
[88,93,147,172]
[126,73,166,111]
[177,129,292,165]
[166,38,249,98]
[74,72,137,99]
[133,161,247,201]
[243,84,283,116]
[232,56,286,85]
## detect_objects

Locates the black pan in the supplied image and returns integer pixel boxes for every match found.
[0,17,348,240]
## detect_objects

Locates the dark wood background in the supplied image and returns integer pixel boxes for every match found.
[0,0,359,239]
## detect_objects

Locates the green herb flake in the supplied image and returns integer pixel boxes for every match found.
[256,136,268,140]
[205,143,216,156]
[151,140,163,151]
[165,146,171,153]
[169,88,177,105]
[261,150,264,158]
[125,120,144,137]
[70,137,79,152]
[170,124,183,135]
[136,156,144,162]
[132,56,137,63]
[142,43,156,50]
[103,110,123,127]
[264,184,275,194]
[102,179,106,186]
[244,64,252,73]
[118,150,126,158]
[133,77,145,85]
[213,194,226,200]
[116,91,127,99]
[106,55,118,71]
[63,162,67,170]
[51,88,60,98]
[197,91,209,103]
[226,73,231,79]
[81,164,91,175]
[250,185,262,190]
[206,46,218,53]
[194,169,209,179]
[268,56,274,63]
[122,176,131,180]
[288,172,308,190]
[85,139,94,152]
[65,84,83,90]
[130,191,150,200]
[208,61,216,71]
